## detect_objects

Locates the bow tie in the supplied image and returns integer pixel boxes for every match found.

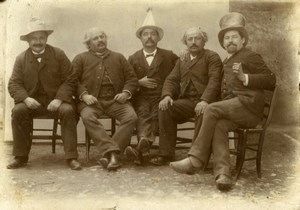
[33,53,43,59]
[145,53,154,58]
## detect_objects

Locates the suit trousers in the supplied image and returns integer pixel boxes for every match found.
[188,97,261,178]
[158,98,202,158]
[133,95,161,143]
[11,102,79,160]
[80,100,138,156]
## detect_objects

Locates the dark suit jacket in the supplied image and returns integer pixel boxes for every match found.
[128,48,178,98]
[73,49,138,112]
[221,47,276,118]
[162,49,222,103]
[8,45,76,104]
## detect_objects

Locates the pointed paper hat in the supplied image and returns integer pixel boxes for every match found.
[136,8,164,41]
[218,12,248,48]
[20,17,53,41]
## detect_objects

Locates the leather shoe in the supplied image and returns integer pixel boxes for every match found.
[170,158,202,175]
[124,146,143,166]
[97,157,109,168]
[67,159,82,170]
[7,157,27,169]
[215,174,232,191]
[149,156,172,166]
[107,152,121,171]
[136,138,151,153]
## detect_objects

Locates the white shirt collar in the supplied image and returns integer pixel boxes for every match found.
[143,48,157,57]
[190,54,197,60]
[32,49,45,55]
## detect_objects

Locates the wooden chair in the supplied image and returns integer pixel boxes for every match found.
[30,116,61,153]
[85,116,117,162]
[231,86,278,180]
[176,118,195,149]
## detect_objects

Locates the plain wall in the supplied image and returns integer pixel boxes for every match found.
[230,1,300,127]
[3,0,229,141]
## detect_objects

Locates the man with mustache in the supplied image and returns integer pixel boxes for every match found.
[149,27,222,166]
[7,17,81,170]
[170,13,276,191]
[124,9,178,165]
[72,27,138,171]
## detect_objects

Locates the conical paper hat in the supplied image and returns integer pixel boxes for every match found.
[136,8,164,41]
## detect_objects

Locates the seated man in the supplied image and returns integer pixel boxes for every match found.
[7,17,81,170]
[73,27,138,171]
[149,27,222,166]
[170,12,276,191]
[125,9,178,165]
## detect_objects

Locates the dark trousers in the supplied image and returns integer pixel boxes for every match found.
[133,95,160,143]
[158,98,202,158]
[80,100,137,156]
[188,97,260,178]
[11,102,79,160]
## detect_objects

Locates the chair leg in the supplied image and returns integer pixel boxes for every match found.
[256,133,265,178]
[85,130,90,163]
[52,119,58,154]
[111,118,116,135]
[204,152,211,171]
[235,130,247,181]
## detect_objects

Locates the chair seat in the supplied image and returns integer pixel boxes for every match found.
[30,117,61,153]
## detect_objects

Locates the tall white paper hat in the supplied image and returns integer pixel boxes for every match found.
[136,8,164,41]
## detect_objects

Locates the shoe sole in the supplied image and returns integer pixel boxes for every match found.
[217,183,232,191]
[125,147,140,160]
[169,163,198,175]
[107,164,121,171]
[70,166,82,171]
[6,162,26,169]
[98,158,109,168]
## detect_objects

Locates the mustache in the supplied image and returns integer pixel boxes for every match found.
[33,44,43,47]
[97,41,106,45]
[189,44,198,48]
[146,39,154,44]
[226,43,237,47]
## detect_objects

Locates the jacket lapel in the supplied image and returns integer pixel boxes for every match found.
[38,47,50,71]
[136,49,148,75]
[189,49,204,68]
[147,48,164,77]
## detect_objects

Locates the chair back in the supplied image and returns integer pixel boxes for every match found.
[258,85,278,130]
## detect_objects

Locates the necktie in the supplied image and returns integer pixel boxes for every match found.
[33,54,43,59]
[145,53,154,58]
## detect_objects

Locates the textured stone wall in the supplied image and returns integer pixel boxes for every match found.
[230,1,299,126]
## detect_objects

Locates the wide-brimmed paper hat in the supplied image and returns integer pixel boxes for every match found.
[20,17,53,41]
[136,8,164,41]
[218,12,248,48]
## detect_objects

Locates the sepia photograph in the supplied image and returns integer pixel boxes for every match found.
[0,0,299,209]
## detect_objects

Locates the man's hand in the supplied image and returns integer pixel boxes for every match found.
[232,62,246,82]
[139,76,157,89]
[24,97,41,110]
[82,94,98,105]
[114,92,130,104]
[47,99,63,112]
[179,49,189,61]
[159,96,173,111]
[194,100,208,116]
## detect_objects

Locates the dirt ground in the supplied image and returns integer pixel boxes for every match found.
[0,125,299,210]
